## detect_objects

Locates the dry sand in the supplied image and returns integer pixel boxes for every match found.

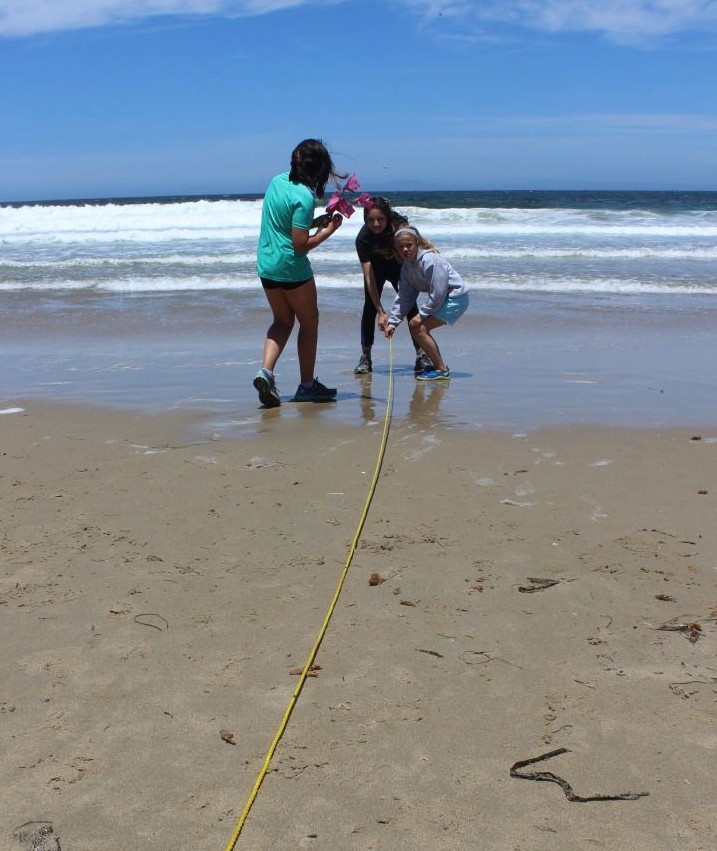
[2,401,716,850]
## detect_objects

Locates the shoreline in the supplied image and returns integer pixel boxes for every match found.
[2,288,717,434]
[3,400,716,849]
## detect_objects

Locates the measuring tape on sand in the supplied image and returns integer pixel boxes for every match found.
[223,339,395,850]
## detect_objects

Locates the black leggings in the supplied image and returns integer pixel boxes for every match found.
[360,278,419,349]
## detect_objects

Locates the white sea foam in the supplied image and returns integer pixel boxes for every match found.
[2,195,716,297]
[0,198,263,244]
[1,271,715,295]
[3,198,717,245]
[1,252,256,268]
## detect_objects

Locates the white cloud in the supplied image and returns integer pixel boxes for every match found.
[0,0,308,36]
[578,112,717,132]
[505,112,717,132]
[395,0,717,43]
[445,111,717,136]
[2,0,716,39]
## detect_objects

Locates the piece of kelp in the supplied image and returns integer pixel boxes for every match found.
[510,748,649,802]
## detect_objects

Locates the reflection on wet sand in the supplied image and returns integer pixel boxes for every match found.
[357,373,378,425]
[408,380,448,428]
[356,372,451,430]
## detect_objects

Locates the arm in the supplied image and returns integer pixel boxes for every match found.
[292,214,343,254]
[384,289,400,338]
[384,273,415,337]
[417,253,449,317]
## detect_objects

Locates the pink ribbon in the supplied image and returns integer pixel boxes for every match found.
[325,174,368,219]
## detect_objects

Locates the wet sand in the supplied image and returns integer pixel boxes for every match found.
[2,289,717,432]
[2,398,716,850]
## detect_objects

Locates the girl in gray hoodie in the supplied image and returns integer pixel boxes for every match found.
[383,227,469,380]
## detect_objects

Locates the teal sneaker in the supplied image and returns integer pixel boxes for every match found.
[253,368,281,408]
[292,378,337,402]
[416,367,450,381]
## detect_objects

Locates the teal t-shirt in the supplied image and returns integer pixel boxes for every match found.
[257,172,316,281]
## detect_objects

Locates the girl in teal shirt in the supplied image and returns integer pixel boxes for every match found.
[254,139,344,406]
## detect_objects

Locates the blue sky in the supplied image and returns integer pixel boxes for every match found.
[1,0,716,201]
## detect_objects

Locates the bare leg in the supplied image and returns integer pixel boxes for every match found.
[392,285,422,354]
[262,288,296,372]
[406,322,423,354]
[287,280,319,384]
[410,316,448,371]
[263,279,319,384]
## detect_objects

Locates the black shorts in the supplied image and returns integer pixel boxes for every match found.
[261,277,312,291]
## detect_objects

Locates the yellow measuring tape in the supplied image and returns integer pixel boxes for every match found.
[223,339,395,850]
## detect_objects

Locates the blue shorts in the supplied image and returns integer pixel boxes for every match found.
[433,292,469,325]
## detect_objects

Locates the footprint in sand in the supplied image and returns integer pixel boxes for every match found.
[12,822,61,851]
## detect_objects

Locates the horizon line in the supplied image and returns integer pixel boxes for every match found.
[4,185,717,207]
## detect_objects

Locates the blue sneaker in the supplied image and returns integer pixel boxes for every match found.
[416,367,450,381]
[292,378,337,402]
[253,368,281,407]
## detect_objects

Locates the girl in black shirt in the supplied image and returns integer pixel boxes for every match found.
[353,197,429,374]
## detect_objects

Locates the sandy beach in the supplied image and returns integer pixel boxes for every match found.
[3,191,717,849]
[2,392,716,850]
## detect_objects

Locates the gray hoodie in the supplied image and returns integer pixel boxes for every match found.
[388,249,468,327]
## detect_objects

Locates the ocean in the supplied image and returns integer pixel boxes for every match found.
[3,190,717,296]
[1,190,716,431]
